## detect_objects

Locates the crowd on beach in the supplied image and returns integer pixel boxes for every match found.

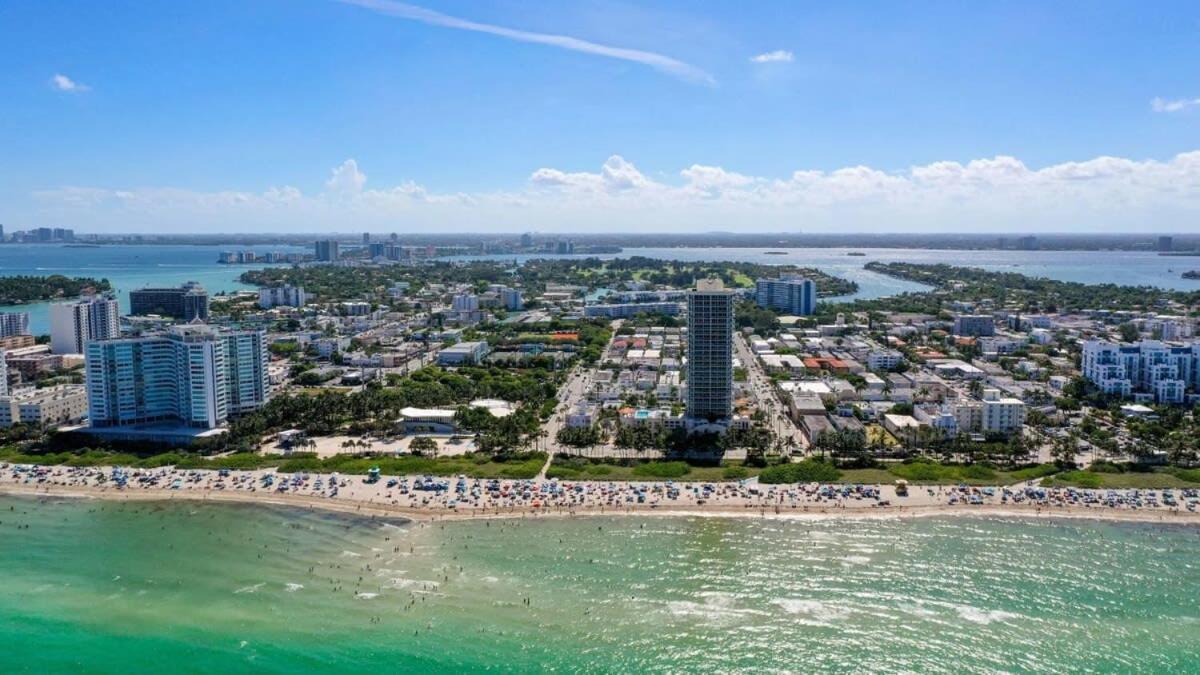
[4,462,1200,522]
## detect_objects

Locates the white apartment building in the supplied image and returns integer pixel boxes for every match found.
[49,295,120,354]
[1081,339,1200,404]
[867,350,904,371]
[258,285,307,309]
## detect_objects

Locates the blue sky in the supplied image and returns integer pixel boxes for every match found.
[2,0,1198,233]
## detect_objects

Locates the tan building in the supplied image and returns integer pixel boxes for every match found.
[0,385,89,428]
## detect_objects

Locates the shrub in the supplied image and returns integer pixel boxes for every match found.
[722,466,749,480]
[961,464,996,480]
[631,461,690,479]
[759,459,841,484]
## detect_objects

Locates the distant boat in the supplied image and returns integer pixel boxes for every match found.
[846,252,866,257]
[764,251,789,255]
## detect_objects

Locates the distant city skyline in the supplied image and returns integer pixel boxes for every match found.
[2,0,1198,233]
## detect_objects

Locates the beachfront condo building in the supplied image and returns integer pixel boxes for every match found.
[85,324,270,430]
[1082,339,1200,404]
[49,295,120,354]
[129,281,209,321]
[687,278,735,421]
[754,276,817,316]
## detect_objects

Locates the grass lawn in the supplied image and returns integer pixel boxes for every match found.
[842,463,1061,486]
[0,447,548,479]
[547,457,760,482]
[1041,470,1200,490]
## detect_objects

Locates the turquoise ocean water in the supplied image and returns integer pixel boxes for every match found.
[2,496,1197,673]
[0,244,306,334]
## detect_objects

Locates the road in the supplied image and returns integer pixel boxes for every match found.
[733,332,806,454]
[535,365,593,478]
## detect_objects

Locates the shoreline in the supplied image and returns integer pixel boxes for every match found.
[4,469,1199,527]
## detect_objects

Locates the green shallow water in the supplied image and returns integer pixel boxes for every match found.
[1,496,1199,673]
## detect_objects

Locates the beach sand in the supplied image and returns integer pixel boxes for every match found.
[3,464,1199,527]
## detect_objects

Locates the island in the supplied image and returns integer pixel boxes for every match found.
[0,274,112,305]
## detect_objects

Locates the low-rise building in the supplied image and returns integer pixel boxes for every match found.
[0,384,88,428]
[437,341,490,366]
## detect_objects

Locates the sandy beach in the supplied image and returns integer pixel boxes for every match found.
[3,463,1199,526]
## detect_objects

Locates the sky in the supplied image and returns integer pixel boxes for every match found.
[1,0,1199,234]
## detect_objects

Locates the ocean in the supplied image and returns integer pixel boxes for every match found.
[1,244,1197,334]
[2,496,1197,672]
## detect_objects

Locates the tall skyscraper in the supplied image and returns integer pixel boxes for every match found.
[686,278,734,422]
[129,281,209,321]
[754,276,817,315]
[314,240,340,262]
[49,295,120,354]
[85,325,269,429]
[1159,236,1174,252]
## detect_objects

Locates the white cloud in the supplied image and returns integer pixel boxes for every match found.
[26,150,1200,233]
[1151,96,1200,113]
[750,50,793,64]
[337,0,715,85]
[324,159,367,195]
[51,73,89,93]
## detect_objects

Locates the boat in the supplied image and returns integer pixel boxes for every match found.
[846,251,866,256]
[764,251,789,255]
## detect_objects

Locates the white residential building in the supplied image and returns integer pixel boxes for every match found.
[1081,339,1199,403]
[866,350,904,371]
[50,295,120,354]
[258,285,307,309]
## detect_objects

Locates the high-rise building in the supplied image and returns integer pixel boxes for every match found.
[129,281,209,321]
[499,287,523,310]
[85,325,269,430]
[754,276,817,316]
[452,294,480,312]
[686,278,734,421]
[258,285,307,309]
[1016,236,1038,250]
[49,295,120,354]
[520,232,533,248]
[1159,236,1174,252]
[362,232,370,244]
[0,311,31,338]
[314,240,340,262]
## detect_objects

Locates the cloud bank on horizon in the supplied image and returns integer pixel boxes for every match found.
[31,150,1200,233]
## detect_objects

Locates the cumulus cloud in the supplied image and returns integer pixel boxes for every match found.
[1151,97,1200,113]
[51,73,89,92]
[27,151,1200,232]
[337,0,715,85]
[325,159,367,195]
[750,50,793,63]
